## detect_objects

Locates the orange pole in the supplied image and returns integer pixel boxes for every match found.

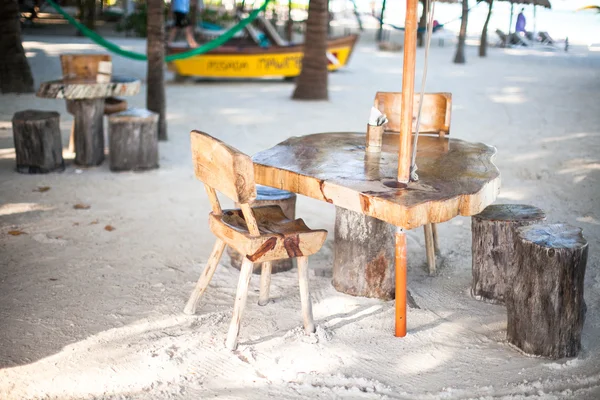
[394,228,407,337]
[398,0,419,183]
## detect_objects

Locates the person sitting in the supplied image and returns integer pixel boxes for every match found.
[168,0,199,48]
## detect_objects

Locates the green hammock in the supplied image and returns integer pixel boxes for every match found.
[45,0,271,62]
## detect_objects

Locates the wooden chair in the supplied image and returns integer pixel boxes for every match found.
[185,130,328,350]
[374,92,452,275]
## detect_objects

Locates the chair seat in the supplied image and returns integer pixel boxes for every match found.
[210,205,327,263]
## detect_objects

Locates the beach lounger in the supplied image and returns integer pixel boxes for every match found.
[495,29,508,47]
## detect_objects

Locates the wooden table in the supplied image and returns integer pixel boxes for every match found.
[37,76,141,166]
[252,132,501,336]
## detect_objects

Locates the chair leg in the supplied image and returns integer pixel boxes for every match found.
[297,256,316,334]
[258,261,272,306]
[431,223,440,255]
[225,257,254,350]
[424,224,436,276]
[183,239,226,315]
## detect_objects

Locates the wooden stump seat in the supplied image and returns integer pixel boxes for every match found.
[507,223,588,359]
[108,108,159,172]
[333,207,396,300]
[471,204,546,304]
[12,110,64,174]
[184,130,327,350]
[227,185,297,275]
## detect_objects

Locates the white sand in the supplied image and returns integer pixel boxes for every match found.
[0,35,599,399]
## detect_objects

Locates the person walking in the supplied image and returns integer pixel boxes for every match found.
[515,8,526,35]
[168,0,199,48]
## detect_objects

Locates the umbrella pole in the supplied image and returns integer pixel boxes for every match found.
[398,0,418,184]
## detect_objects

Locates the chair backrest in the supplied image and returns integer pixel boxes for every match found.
[190,130,257,205]
[374,92,452,136]
[60,54,111,82]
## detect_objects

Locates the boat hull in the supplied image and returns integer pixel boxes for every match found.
[167,35,358,79]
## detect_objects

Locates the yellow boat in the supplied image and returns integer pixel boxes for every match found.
[167,34,359,79]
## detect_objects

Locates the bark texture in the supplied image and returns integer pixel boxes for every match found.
[72,99,105,166]
[147,0,167,140]
[292,0,328,100]
[453,0,469,64]
[471,204,546,304]
[108,108,159,172]
[12,110,64,173]
[332,207,396,300]
[507,223,588,359]
[0,0,34,93]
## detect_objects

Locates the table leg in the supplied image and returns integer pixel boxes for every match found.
[395,227,407,337]
[72,98,105,166]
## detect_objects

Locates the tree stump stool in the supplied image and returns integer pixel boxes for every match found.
[72,98,106,166]
[471,204,546,304]
[507,223,588,359]
[108,108,159,172]
[12,110,64,174]
[332,207,396,300]
[227,185,297,274]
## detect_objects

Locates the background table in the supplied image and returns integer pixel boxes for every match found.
[252,132,500,336]
[37,76,140,166]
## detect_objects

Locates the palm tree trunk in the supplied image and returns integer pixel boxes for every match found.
[292,0,328,100]
[418,0,426,47]
[453,0,469,64]
[0,0,34,93]
[147,0,167,140]
[84,0,96,31]
[479,0,493,57]
[286,0,293,41]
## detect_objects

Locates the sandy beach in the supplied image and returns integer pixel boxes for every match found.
[0,34,599,399]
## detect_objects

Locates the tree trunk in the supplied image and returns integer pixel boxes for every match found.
[453,0,469,64]
[0,0,34,93]
[12,110,64,173]
[84,0,96,31]
[146,0,167,140]
[292,0,328,100]
[108,108,159,171]
[471,204,546,304]
[377,0,387,42]
[417,0,426,47]
[507,224,588,359]
[479,0,493,57]
[332,207,396,300]
[286,0,293,41]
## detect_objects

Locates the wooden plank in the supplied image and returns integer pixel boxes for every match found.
[36,77,140,100]
[374,92,452,135]
[183,239,227,315]
[60,54,111,82]
[253,133,500,230]
[190,130,257,204]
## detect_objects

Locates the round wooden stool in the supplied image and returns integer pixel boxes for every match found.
[12,110,64,174]
[108,108,159,172]
[507,223,588,359]
[227,185,297,274]
[471,204,546,304]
